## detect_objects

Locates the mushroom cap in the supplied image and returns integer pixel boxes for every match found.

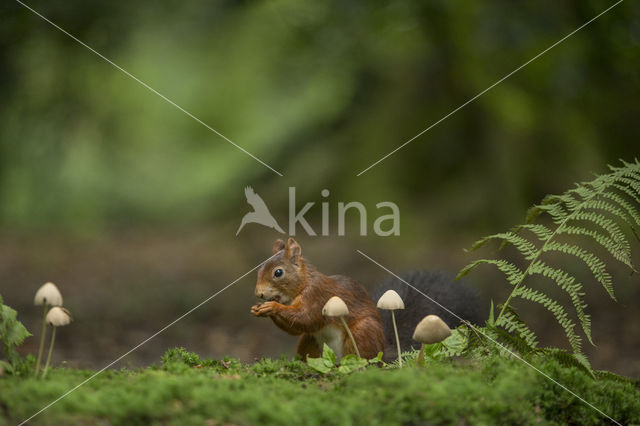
[412,315,451,344]
[322,296,349,317]
[46,306,72,327]
[34,282,63,306]
[376,289,405,310]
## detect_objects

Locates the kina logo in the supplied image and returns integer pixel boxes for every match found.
[236,186,285,235]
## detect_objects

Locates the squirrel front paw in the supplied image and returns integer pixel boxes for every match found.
[251,301,279,317]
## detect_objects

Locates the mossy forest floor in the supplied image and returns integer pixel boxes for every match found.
[1,348,639,426]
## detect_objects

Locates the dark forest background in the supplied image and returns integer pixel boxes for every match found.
[1,0,639,376]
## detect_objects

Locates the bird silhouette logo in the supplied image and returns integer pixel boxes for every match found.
[236,186,285,235]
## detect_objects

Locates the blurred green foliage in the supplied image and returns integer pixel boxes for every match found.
[2,348,639,425]
[1,0,639,236]
[0,294,32,374]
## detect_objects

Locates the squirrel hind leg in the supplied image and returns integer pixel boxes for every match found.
[297,334,321,360]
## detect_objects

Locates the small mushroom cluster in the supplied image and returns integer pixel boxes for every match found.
[376,290,451,367]
[34,282,72,378]
[321,290,451,367]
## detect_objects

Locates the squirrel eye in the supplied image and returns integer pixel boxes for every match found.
[273,268,284,278]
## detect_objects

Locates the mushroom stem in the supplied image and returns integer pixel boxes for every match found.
[35,304,48,375]
[339,317,361,358]
[391,311,402,367]
[416,343,426,367]
[42,326,57,379]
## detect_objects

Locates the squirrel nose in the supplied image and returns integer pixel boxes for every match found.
[255,289,264,299]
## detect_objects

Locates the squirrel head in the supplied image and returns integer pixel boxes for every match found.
[254,237,307,305]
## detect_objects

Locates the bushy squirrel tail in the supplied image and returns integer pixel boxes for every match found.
[372,270,483,360]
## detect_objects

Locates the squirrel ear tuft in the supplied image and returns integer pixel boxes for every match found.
[286,237,302,264]
[273,239,285,254]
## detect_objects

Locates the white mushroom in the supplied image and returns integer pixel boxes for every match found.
[34,282,63,307]
[46,307,72,327]
[322,296,349,317]
[377,290,405,367]
[322,296,360,358]
[42,307,72,378]
[33,282,63,375]
[377,290,404,310]
[412,315,451,366]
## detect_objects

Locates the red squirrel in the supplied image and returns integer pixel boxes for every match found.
[250,238,385,359]
[250,238,482,360]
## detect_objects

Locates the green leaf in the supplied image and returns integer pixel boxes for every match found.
[307,357,332,374]
[322,343,337,366]
[368,352,384,365]
[337,354,367,374]
[441,327,470,357]
[0,294,32,369]
[307,344,339,374]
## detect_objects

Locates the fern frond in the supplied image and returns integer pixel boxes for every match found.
[528,260,592,344]
[538,348,594,378]
[595,369,640,386]
[598,190,640,228]
[581,199,633,228]
[458,160,640,366]
[558,225,633,269]
[471,232,538,260]
[513,286,583,355]
[611,183,640,216]
[490,326,537,358]
[570,211,628,250]
[494,305,538,350]
[527,201,569,225]
[545,192,582,211]
[612,176,640,198]
[512,224,553,242]
[568,184,594,200]
[613,158,640,177]
[542,242,615,300]
[608,159,640,204]
[456,259,523,286]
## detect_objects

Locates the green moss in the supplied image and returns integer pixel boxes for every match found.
[0,349,638,425]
